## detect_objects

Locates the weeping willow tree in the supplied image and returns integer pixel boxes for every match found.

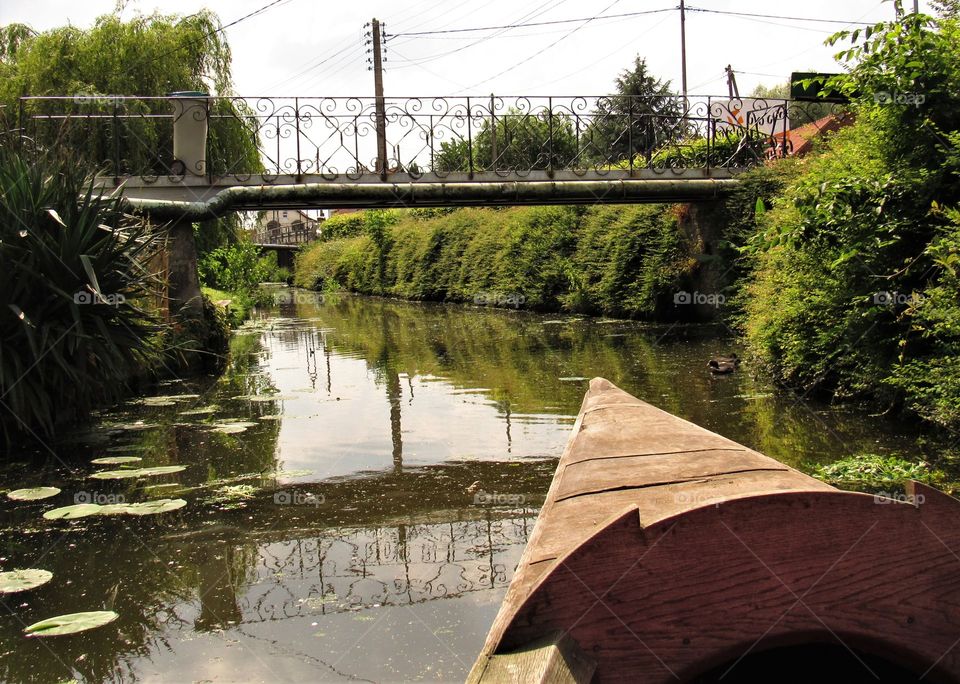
[0,10,263,250]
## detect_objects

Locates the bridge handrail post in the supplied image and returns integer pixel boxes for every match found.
[466,96,474,180]
[295,97,302,181]
[706,95,712,172]
[548,96,554,177]
[490,94,497,172]
[112,100,121,184]
[429,114,435,172]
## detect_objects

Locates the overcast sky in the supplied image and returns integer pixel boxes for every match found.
[0,0,936,98]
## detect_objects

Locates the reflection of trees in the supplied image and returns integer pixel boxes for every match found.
[283,292,924,469]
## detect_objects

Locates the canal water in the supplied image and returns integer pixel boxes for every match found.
[0,290,938,683]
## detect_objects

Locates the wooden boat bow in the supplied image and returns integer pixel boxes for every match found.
[467,378,960,683]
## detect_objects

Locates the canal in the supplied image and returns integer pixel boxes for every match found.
[0,290,940,683]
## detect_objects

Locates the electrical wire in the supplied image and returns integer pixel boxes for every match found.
[390,0,567,69]
[531,13,673,90]
[456,0,624,94]
[684,6,873,26]
[145,0,296,70]
[389,6,678,37]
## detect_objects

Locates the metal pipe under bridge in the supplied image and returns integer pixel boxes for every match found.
[14,94,845,215]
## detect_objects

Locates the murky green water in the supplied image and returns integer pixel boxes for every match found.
[0,290,940,683]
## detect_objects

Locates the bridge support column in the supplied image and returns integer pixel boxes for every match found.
[167,218,204,321]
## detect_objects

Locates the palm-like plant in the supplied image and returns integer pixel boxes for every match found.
[0,145,164,446]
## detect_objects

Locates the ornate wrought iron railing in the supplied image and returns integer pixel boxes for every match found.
[11,95,846,182]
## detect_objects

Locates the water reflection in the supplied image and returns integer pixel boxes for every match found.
[0,289,943,683]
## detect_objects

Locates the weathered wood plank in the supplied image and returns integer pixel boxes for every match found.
[469,631,596,684]
[468,378,960,683]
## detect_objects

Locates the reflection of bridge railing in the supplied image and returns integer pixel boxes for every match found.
[14,95,845,183]
[225,516,534,626]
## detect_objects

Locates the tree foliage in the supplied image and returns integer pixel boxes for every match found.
[0,11,262,177]
[740,6,960,429]
[585,56,682,162]
[434,108,578,173]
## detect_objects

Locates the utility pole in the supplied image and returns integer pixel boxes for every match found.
[369,18,388,179]
[725,65,739,99]
[914,0,920,13]
[680,0,688,100]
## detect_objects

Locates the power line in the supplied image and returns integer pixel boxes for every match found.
[457,0,624,94]
[263,37,363,92]
[134,0,296,84]
[388,6,677,37]
[391,0,567,69]
[531,13,674,91]
[684,6,874,26]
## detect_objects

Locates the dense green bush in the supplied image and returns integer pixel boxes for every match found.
[199,240,287,295]
[0,148,164,444]
[739,9,960,428]
[296,205,694,318]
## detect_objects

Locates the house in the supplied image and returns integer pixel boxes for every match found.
[254,209,322,245]
[767,113,854,159]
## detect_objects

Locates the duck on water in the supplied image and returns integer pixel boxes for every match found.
[707,354,740,374]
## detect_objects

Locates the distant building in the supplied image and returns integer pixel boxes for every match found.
[767,113,854,159]
[254,209,322,245]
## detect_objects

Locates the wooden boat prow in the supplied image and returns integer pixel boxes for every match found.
[468,378,960,683]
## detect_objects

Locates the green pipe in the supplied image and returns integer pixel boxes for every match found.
[122,179,740,221]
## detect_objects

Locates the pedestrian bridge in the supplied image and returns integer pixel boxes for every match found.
[15,94,839,216]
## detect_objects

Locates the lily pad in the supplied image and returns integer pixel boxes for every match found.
[116,499,187,516]
[210,422,257,434]
[8,487,61,501]
[43,504,103,520]
[90,465,186,480]
[90,456,142,465]
[0,569,53,594]
[24,610,119,637]
[44,499,187,519]
[178,405,219,416]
